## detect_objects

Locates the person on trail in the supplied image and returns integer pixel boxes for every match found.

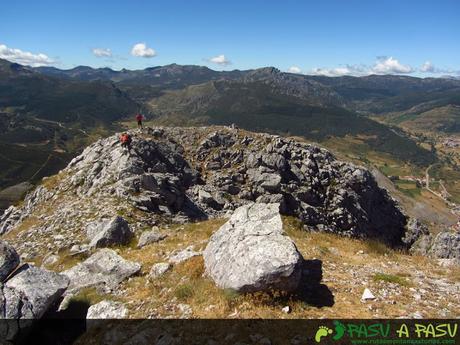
[136,113,144,129]
[120,132,132,152]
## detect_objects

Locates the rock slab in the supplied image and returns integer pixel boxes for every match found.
[87,300,128,319]
[137,230,167,248]
[203,203,303,293]
[63,249,141,292]
[2,264,69,319]
[87,216,134,249]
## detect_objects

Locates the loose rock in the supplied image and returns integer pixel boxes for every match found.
[169,246,201,264]
[87,216,134,249]
[63,249,141,292]
[361,288,376,301]
[149,263,172,279]
[137,230,167,248]
[87,300,128,319]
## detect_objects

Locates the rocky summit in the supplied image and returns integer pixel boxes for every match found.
[0,126,407,260]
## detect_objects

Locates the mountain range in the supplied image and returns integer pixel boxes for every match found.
[2,57,460,203]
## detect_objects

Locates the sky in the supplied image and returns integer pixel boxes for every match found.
[0,0,459,77]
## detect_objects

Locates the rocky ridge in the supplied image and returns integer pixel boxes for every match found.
[0,126,408,262]
[0,122,457,323]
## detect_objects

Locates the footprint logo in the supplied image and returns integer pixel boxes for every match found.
[315,326,333,343]
[333,320,346,341]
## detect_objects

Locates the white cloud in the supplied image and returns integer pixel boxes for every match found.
[0,44,54,67]
[420,61,434,72]
[92,47,112,57]
[311,64,368,77]
[419,61,452,74]
[288,66,301,74]
[310,57,415,76]
[311,67,351,77]
[208,54,231,65]
[131,42,156,58]
[371,56,413,74]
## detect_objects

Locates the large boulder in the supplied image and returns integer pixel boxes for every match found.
[0,241,20,281]
[87,216,134,249]
[63,249,141,292]
[203,203,303,293]
[2,264,69,319]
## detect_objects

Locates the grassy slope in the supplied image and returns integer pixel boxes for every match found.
[384,105,460,134]
[148,81,436,167]
[0,67,137,194]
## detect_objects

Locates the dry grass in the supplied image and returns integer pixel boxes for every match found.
[15,211,457,319]
[101,216,459,318]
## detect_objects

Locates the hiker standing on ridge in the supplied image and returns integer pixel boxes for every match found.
[136,113,144,129]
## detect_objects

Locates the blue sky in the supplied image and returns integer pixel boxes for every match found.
[1,0,459,76]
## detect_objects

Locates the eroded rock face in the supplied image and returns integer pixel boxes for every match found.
[0,241,20,281]
[403,218,430,248]
[203,203,303,293]
[429,231,460,263]
[62,249,141,293]
[0,186,51,236]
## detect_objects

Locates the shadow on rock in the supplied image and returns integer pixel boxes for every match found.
[294,259,334,307]
[20,299,90,345]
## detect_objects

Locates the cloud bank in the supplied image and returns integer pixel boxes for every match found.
[0,44,54,67]
[308,56,449,77]
[288,66,301,74]
[372,56,413,74]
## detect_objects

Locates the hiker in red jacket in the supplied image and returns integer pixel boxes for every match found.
[136,113,144,129]
[120,132,132,152]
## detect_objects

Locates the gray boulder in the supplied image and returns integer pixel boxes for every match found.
[87,216,134,248]
[203,203,303,293]
[0,241,20,281]
[2,264,69,319]
[149,263,172,279]
[169,246,201,264]
[137,230,167,248]
[63,249,141,292]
